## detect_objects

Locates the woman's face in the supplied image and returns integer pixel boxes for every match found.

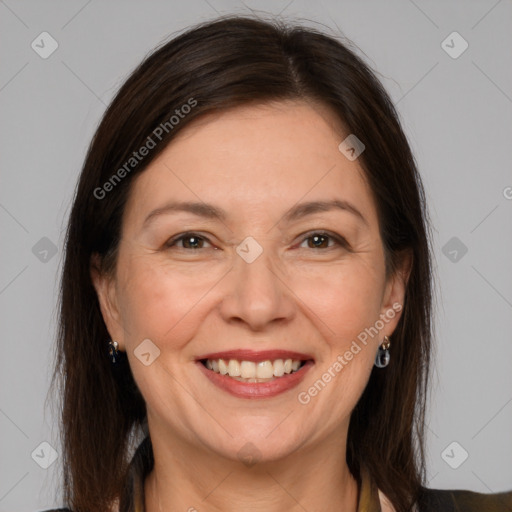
[93,100,408,463]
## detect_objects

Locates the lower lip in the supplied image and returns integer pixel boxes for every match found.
[197,360,314,399]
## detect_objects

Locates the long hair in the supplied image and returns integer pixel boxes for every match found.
[51,15,434,512]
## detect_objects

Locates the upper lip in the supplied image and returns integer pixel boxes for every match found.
[196,349,314,363]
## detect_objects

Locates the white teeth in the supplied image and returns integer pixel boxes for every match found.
[218,359,228,375]
[240,361,256,379]
[204,357,304,379]
[256,361,274,379]
[273,359,285,377]
[228,359,241,377]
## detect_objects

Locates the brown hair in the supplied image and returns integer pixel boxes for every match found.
[51,15,433,512]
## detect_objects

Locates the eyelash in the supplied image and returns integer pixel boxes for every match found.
[165,231,349,251]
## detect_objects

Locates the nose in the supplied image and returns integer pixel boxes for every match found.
[218,241,296,331]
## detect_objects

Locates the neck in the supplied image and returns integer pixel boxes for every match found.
[144,426,359,512]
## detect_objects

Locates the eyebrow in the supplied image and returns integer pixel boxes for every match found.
[143,199,368,228]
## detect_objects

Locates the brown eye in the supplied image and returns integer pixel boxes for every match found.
[181,235,204,249]
[166,233,213,250]
[307,234,330,249]
[298,231,349,251]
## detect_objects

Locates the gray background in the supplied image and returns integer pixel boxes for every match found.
[1,0,511,510]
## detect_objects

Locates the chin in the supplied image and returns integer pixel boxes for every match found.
[197,422,309,465]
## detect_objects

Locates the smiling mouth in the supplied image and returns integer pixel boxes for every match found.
[200,358,309,383]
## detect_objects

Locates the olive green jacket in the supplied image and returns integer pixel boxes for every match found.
[41,436,512,511]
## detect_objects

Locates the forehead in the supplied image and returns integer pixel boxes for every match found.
[123,100,378,230]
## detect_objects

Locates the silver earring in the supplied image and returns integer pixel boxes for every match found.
[108,340,120,364]
[374,335,391,368]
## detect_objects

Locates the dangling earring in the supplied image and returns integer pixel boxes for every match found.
[108,340,120,364]
[374,335,391,368]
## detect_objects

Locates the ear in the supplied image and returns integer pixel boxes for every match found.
[380,249,413,336]
[90,253,125,349]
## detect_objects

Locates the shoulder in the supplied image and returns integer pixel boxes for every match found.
[37,509,72,512]
[417,486,512,511]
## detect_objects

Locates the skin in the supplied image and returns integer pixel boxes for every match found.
[91,100,409,512]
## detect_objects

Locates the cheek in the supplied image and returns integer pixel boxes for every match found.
[293,263,385,426]
[116,256,224,349]
[291,258,386,349]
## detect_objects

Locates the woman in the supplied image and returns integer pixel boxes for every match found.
[43,16,512,512]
